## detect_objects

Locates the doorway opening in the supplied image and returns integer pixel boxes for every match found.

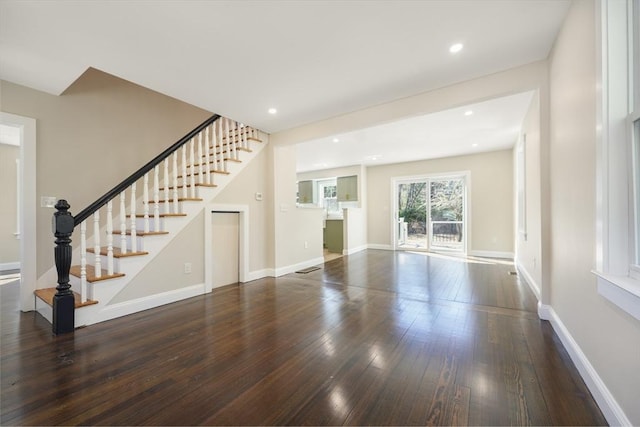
[0,112,36,311]
[394,173,468,254]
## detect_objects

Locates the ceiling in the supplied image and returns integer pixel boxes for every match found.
[0,1,569,135]
[296,90,534,172]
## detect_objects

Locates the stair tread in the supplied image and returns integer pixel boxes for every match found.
[35,288,98,308]
[224,158,242,163]
[128,213,187,218]
[70,265,125,283]
[159,183,217,190]
[205,146,252,156]
[150,197,203,203]
[178,171,230,179]
[87,247,149,258]
[112,230,170,236]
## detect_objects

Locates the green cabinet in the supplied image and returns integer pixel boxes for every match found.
[324,220,344,253]
[337,175,358,202]
[298,180,314,204]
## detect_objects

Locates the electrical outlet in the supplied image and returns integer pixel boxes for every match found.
[304,241,308,249]
[184,262,192,274]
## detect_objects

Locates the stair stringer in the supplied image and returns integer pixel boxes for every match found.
[36,135,269,327]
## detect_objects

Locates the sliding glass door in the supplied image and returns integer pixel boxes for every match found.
[395,174,467,253]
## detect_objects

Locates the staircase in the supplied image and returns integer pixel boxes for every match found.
[34,115,266,331]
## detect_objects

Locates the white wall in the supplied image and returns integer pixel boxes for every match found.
[546,0,640,424]
[515,91,543,297]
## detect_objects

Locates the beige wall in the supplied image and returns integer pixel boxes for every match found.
[0,143,19,266]
[213,146,273,272]
[516,91,542,294]
[0,68,211,277]
[548,0,640,423]
[367,149,514,255]
[273,144,324,271]
[110,211,206,304]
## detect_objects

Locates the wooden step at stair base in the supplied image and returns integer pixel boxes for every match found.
[111,230,169,236]
[70,265,125,283]
[87,247,149,258]
[35,288,98,308]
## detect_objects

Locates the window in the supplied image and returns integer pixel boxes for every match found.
[317,179,340,215]
[594,0,640,320]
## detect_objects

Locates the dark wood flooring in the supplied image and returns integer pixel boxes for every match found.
[1,250,606,425]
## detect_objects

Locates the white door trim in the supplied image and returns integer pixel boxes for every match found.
[1,112,37,311]
[204,203,249,292]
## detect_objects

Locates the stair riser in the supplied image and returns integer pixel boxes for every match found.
[133,217,165,232]
[151,201,190,215]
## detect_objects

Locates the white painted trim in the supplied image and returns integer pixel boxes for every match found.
[367,243,394,251]
[593,271,640,322]
[273,256,325,277]
[86,284,206,326]
[0,262,21,272]
[538,303,632,427]
[468,250,514,259]
[0,112,36,312]
[343,244,367,255]
[204,204,250,292]
[514,259,541,301]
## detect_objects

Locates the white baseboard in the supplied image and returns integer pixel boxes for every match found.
[87,284,206,326]
[515,260,541,300]
[538,303,631,427]
[367,244,393,251]
[343,245,367,255]
[245,269,272,282]
[273,256,325,277]
[0,262,20,272]
[468,250,514,259]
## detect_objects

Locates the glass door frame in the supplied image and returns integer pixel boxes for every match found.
[391,171,470,254]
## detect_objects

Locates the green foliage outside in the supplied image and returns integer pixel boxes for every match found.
[398,179,463,236]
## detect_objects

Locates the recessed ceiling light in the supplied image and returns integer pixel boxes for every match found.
[332,138,340,143]
[268,108,277,114]
[464,110,473,116]
[449,43,464,54]
[472,143,478,147]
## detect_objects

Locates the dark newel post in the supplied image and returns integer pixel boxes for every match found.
[52,199,75,335]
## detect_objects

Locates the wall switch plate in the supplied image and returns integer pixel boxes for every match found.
[184,262,192,274]
[41,196,57,208]
[255,192,263,201]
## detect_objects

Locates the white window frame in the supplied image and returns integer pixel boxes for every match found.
[594,0,640,321]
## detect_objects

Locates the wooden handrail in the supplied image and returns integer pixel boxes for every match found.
[73,114,220,226]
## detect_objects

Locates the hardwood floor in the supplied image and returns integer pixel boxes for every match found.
[1,250,606,425]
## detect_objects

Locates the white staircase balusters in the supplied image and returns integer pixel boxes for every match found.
[241,123,248,150]
[93,211,101,278]
[189,138,196,198]
[204,126,212,185]
[143,173,150,233]
[181,145,188,200]
[130,182,137,253]
[80,221,87,303]
[153,165,160,232]
[198,132,204,185]
[163,158,170,206]
[218,119,225,172]
[106,200,114,275]
[173,150,180,214]
[120,191,127,255]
